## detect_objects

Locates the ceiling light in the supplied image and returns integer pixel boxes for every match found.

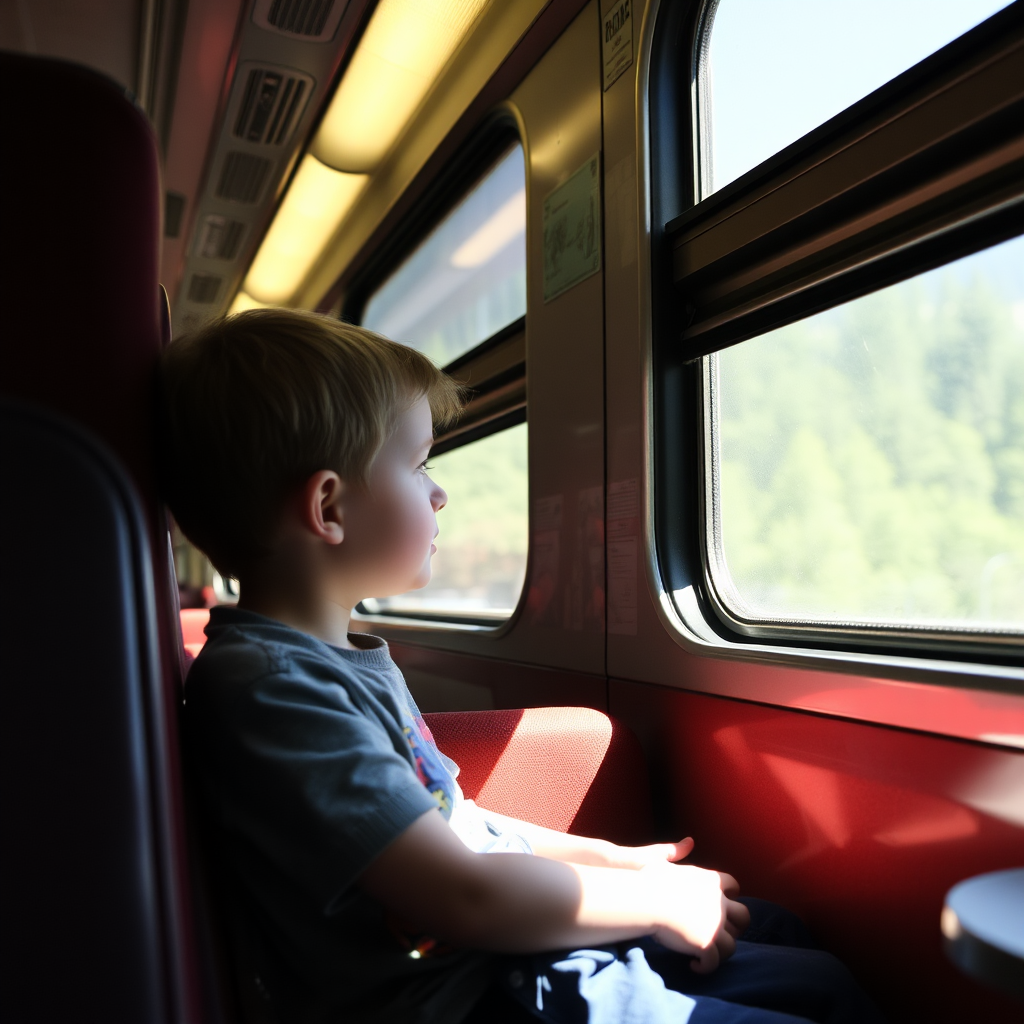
[312,0,490,173]
[228,291,271,313]
[451,188,526,268]
[244,155,367,304]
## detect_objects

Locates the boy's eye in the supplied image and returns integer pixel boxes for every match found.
[420,460,434,473]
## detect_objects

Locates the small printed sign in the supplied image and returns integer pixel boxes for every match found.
[542,154,602,303]
[602,0,633,90]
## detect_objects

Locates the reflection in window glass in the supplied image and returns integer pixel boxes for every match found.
[711,234,1024,632]
[705,0,1010,194]
[363,423,528,619]
[362,145,526,366]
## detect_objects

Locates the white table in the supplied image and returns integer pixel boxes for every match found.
[943,868,1024,1002]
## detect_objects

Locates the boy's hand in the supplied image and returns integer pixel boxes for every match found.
[603,837,695,870]
[642,864,750,973]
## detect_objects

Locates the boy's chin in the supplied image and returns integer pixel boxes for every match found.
[408,568,432,591]
[369,562,432,598]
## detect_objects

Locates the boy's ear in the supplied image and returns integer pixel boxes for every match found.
[300,470,345,545]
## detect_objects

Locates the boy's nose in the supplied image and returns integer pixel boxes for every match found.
[432,484,448,511]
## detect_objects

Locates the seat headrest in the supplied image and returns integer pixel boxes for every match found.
[0,51,163,519]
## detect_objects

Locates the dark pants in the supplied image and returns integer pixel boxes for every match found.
[463,899,884,1024]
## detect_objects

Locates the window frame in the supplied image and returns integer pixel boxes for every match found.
[650,0,1024,667]
[345,115,530,628]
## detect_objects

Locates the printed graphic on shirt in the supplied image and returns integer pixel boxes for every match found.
[403,718,454,818]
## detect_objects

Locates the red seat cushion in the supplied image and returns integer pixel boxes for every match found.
[424,707,654,846]
[180,608,211,658]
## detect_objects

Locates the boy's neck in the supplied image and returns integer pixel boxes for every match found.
[237,576,358,649]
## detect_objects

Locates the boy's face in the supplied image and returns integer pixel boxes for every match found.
[335,394,447,602]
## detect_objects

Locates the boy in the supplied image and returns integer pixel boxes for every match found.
[160,309,881,1024]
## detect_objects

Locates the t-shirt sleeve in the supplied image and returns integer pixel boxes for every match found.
[188,654,440,911]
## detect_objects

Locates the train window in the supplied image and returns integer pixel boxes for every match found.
[358,137,529,626]
[702,0,1012,194]
[362,143,526,365]
[706,233,1024,644]
[361,421,528,622]
[657,0,1024,662]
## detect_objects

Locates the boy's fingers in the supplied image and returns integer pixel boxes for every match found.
[670,837,695,861]
[716,929,737,962]
[717,871,741,898]
[725,897,751,936]
[690,942,721,975]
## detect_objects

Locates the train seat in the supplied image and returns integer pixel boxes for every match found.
[0,402,185,1023]
[182,607,214,658]
[0,52,203,1023]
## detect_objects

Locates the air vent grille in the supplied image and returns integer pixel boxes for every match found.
[188,274,223,304]
[252,0,346,41]
[197,215,246,260]
[165,192,186,238]
[234,68,309,146]
[216,152,272,203]
[267,0,336,36]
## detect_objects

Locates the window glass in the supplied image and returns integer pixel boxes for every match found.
[362,422,528,620]
[710,234,1024,632]
[362,145,526,366]
[704,0,1011,195]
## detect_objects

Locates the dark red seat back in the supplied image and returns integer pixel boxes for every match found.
[1,55,164,520]
[0,54,184,695]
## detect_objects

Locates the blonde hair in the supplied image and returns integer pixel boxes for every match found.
[158,308,463,577]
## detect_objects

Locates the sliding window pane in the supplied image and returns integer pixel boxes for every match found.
[704,0,1011,194]
[362,145,526,366]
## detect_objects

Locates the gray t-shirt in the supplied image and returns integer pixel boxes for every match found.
[184,607,495,1023]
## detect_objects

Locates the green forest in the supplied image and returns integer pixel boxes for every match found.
[716,246,1024,628]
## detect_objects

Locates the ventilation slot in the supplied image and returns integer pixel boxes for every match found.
[234,68,309,146]
[165,192,186,238]
[216,152,272,203]
[252,0,346,41]
[268,0,335,36]
[197,216,246,260]
[188,274,223,304]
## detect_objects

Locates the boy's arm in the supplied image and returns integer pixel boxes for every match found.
[467,801,694,869]
[359,808,749,973]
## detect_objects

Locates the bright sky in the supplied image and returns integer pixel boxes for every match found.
[707,0,1012,193]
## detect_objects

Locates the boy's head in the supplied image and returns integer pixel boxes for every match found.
[158,309,463,584]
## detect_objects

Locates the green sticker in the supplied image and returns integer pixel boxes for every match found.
[542,154,601,302]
